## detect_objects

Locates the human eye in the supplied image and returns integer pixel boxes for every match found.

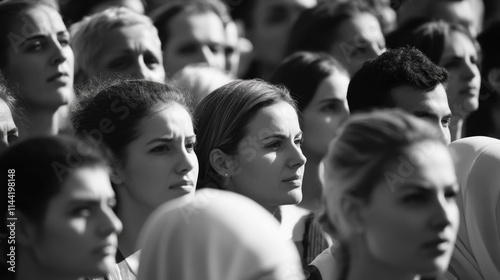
[177,43,199,55]
[108,198,117,210]
[265,140,283,151]
[71,206,92,218]
[150,144,171,153]
[441,117,451,128]
[7,134,18,145]
[58,33,71,46]
[294,137,303,147]
[209,43,224,55]
[107,57,130,71]
[402,193,429,205]
[144,53,160,69]
[26,39,44,52]
[441,58,461,69]
[321,102,341,113]
[185,139,197,153]
[444,188,457,201]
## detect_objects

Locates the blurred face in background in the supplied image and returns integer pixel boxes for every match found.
[329,12,386,76]
[247,0,317,67]
[302,71,350,158]
[162,10,226,76]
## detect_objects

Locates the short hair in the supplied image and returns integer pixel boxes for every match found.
[285,1,377,56]
[321,108,446,234]
[386,19,479,66]
[0,135,109,229]
[71,79,190,167]
[270,51,348,113]
[60,0,147,25]
[70,7,159,82]
[194,79,296,189]
[0,0,55,69]
[347,47,448,113]
[150,0,231,48]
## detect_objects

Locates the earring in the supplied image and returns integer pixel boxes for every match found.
[224,173,230,177]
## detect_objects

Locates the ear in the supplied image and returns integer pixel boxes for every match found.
[16,211,39,247]
[487,68,500,91]
[209,148,238,177]
[109,163,124,185]
[339,195,368,234]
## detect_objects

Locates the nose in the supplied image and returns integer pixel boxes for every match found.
[288,142,307,169]
[430,194,456,231]
[176,148,198,175]
[200,45,225,70]
[50,39,68,66]
[462,59,480,81]
[98,207,123,237]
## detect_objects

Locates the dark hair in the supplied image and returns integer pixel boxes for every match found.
[0,0,56,69]
[227,0,257,28]
[386,19,479,66]
[477,20,500,75]
[60,0,147,26]
[71,79,190,166]
[150,0,230,48]
[194,79,296,189]
[347,47,448,113]
[270,51,348,112]
[285,1,376,56]
[0,135,109,229]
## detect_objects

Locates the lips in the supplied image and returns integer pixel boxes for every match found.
[422,237,451,251]
[282,175,301,182]
[47,72,69,82]
[93,242,117,256]
[169,180,195,191]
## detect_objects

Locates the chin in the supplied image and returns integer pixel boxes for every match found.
[285,188,303,205]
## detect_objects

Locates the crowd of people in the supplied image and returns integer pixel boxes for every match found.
[0,0,499,280]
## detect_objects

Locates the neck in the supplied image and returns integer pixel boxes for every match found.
[450,117,464,142]
[346,245,419,280]
[17,104,60,140]
[17,247,82,280]
[298,153,323,211]
[116,188,153,259]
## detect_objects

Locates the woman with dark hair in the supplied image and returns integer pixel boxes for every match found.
[386,20,481,141]
[270,51,349,265]
[0,136,122,280]
[0,0,75,140]
[310,109,459,280]
[71,79,198,279]
[195,79,306,218]
[286,1,386,76]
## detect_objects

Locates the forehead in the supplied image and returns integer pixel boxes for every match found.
[311,72,350,102]
[391,84,451,117]
[9,6,65,36]
[442,31,477,57]
[254,0,316,11]
[0,100,14,124]
[384,142,456,191]
[334,13,382,44]
[167,10,225,43]
[246,102,300,137]
[137,103,194,137]
[96,24,161,52]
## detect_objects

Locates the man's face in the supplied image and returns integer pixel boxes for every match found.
[391,84,452,144]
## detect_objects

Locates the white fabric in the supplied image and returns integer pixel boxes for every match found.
[448,136,500,280]
[137,189,304,280]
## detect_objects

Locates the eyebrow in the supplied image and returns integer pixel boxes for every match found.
[413,111,453,121]
[260,132,303,141]
[146,135,196,145]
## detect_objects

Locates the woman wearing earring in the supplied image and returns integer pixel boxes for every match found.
[0,1,75,140]
[71,79,198,279]
[195,79,306,218]
[310,109,460,280]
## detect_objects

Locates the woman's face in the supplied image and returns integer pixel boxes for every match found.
[116,103,198,209]
[0,99,18,153]
[360,142,459,275]
[330,12,386,76]
[29,167,122,276]
[248,0,317,67]
[229,102,307,208]
[439,30,481,116]
[302,72,350,157]
[3,6,74,109]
